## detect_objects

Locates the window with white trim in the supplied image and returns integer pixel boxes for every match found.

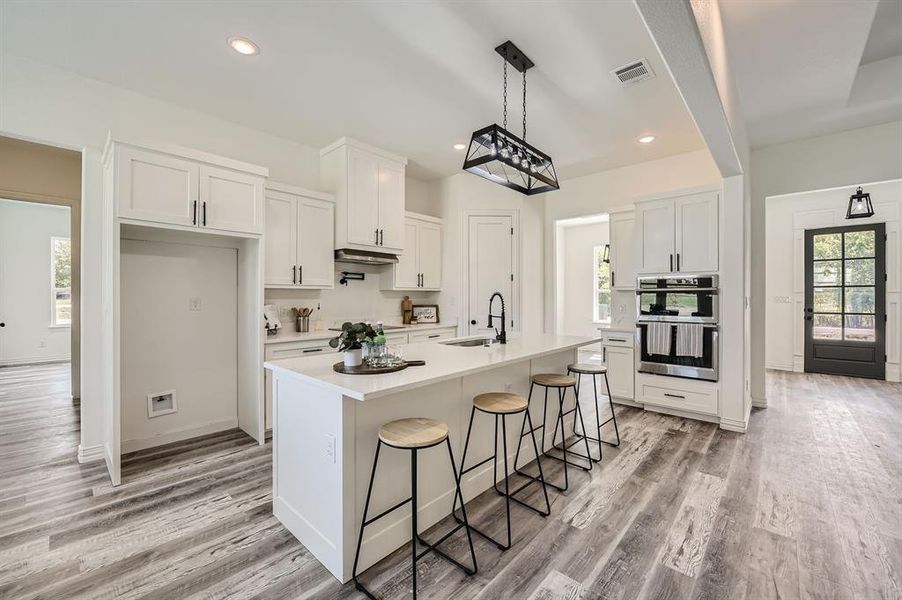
[593,245,611,323]
[51,237,71,327]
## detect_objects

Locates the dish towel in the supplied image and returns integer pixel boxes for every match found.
[647,322,672,356]
[676,323,704,358]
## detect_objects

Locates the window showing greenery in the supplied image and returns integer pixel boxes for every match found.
[51,237,71,326]
[593,246,611,323]
[811,229,876,342]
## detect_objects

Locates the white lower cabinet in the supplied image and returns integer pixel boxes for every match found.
[408,327,456,343]
[636,373,719,417]
[601,331,635,401]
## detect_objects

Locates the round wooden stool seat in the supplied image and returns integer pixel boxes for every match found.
[531,373,577,388]
[473,392,528,415]
[568,363,608,375]
[379,417,449,449]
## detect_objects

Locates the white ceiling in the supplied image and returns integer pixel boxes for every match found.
[719,0,902,149]
[0,0,707,180]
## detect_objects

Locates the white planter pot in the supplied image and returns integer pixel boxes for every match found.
[344,348,363,367]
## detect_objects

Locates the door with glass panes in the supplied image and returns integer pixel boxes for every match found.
[804,223,885,379]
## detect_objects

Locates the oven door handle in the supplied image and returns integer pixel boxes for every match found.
[636,287,720,294]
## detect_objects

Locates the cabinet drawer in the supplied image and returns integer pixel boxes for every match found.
[638,376,718,416]
[265,339,332,360]
[384,332,409,345]
[408,328,455,343]
[601,332,634,347]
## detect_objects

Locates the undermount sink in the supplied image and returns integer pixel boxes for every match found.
[441,338,493,347]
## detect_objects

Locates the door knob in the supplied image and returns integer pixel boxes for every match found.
[0,322,5,327]
[470,320,477,325]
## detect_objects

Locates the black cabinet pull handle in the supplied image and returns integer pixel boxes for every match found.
[375,228,378,244]
[676,253,680,271]
[609,338,627,343]
[428,334,440,339]
[669,254,673,272]
[0,322,5,328]
[470,319,477,325]
[202,202,207,226]
[299,265,303,285]
[292,265,297,284]
[379,229,384,246]
[664,393,685,399]
[302,348,323,353]
[611,271,615,287]
[192,201,197,225]
[603,347,606,362]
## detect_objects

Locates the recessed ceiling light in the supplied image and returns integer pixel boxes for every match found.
[638,135,656,144]
[453,143,467,151]
[228,37,259,56]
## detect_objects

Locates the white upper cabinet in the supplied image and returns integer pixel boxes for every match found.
[609,211,638,290]
[296,195,335,287]
[264,193,296,286]
[636,189,719,274]
[110,141,267,236]
[116,145,198,227]
[674,192,719,272]
[200,165,264,234]
[637,198,676,273]
[382,213,442,291]
[264,184,335,289]
[321,138,407,253]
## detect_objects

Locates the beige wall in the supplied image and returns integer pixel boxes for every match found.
[751,121,902,402]
[0,135,82,397]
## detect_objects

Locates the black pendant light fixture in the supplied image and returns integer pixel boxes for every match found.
[846,186,875,219]
[462,41,559,196]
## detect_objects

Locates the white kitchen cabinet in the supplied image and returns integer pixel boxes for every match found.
[636,189,719,274]
[114,142,266,236]
[609,211,638,290]
[321,138,407,253]
[116,145,198,227]
[637,198,676,273]
[264,184,335,289]
[601,332,635,401]
[382,212,443,291]
[674,192,719,272]
[264,338,332,429]
[408,327,456,343]
[637,373,718,416]
[200,165,264,234]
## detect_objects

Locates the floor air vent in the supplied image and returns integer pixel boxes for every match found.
[611,59,655,86]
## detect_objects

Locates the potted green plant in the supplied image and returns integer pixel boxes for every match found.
[329,322,376,367]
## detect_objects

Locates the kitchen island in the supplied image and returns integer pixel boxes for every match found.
[264,333,599,582]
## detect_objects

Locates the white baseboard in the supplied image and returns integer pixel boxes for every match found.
[887,363,901,383]
[765,361,794,371]
[751,395,767,408]
[720,415,748,433]
[121,419,238,454]
[0,356,70,367]
[642,404,720,424]
[77,443,106,463]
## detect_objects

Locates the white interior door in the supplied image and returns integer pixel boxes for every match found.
[468,215,514,336]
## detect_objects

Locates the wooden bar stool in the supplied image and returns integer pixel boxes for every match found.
[452,392,550,551]
[567,363,622,463]
[514,373,593,493]
[352,417,477,599]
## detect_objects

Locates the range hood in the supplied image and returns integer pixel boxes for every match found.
[334,248,399,265]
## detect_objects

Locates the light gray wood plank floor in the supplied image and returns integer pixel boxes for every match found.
[1,363,900,599]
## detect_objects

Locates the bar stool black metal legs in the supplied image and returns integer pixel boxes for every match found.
[352,418,477,600]
[452,393,550,551]
[513,374,592,493]
[568,364,621,460]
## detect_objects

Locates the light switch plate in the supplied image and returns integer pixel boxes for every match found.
[189,297,202,311]
[325,433,336,463]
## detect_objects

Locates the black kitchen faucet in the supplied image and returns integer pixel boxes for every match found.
[487,292,507,344]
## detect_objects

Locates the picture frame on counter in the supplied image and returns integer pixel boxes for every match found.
[411,304,440,324]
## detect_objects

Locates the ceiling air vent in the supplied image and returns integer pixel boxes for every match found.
[611,59,655,87]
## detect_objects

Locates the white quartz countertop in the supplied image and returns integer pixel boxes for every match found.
[264,322,456,345]
[264,334,600,401]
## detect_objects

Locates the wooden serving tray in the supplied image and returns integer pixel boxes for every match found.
[332,360,425,375]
